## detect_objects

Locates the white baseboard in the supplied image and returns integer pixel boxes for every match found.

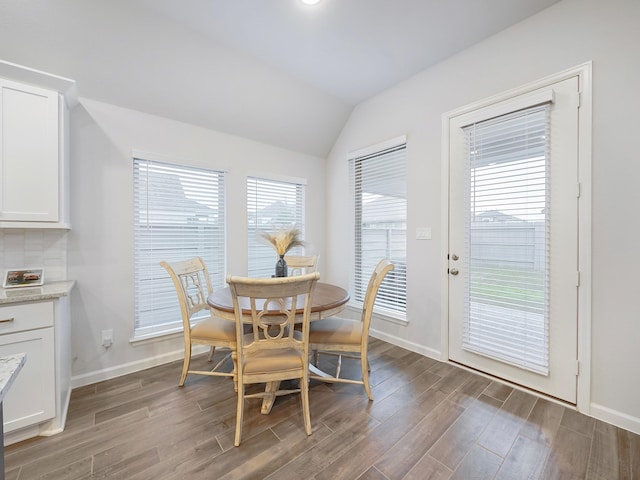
[70,346,208,389]
[39,387,72,435]
[590,402,640,436]
[59,386,71,432]
[4,425,40,446]
[369,328,443,361]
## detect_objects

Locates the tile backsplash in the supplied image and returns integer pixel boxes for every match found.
[0,230,68,283]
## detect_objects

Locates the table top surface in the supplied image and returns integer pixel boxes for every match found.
[207,282,349,314]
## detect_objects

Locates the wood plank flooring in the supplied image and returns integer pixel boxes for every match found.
[5,339,640,479]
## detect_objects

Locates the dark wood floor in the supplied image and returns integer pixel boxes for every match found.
[5,339,640,479]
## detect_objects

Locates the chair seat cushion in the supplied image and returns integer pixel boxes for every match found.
[309,317,362,346]
[243,348,305,375]
[191,316,236,342]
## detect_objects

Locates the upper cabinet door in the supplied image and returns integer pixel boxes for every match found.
[0,79,59,222]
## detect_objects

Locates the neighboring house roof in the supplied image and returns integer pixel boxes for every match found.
[474,210,523,222]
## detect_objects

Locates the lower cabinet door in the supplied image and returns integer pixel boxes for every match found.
[0,327,55,433]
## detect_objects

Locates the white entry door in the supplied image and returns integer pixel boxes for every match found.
[448,76,579,404]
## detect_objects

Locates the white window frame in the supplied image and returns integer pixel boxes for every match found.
[349,135,408,321]
[247,175,306,278]
[133,155,226,340]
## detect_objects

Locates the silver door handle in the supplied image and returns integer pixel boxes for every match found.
[449,268,459,276]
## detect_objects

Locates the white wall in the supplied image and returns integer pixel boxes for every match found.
[68,98,326,384]
[325,0,640,433]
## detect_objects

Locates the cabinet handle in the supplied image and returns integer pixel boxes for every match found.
[0,317,15,323]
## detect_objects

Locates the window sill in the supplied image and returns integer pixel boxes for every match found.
[129,327,184,345]
[376,311,409,326]
[346,303,408,325]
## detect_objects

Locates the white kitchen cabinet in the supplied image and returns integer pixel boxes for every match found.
[0,282,74,445]
[0,310,56,434]
[0,79,59,223]
[0,60,75,229]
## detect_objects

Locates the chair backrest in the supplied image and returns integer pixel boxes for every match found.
[227,272,320,356]
[160,257,213,331]
[360,259,395,339]
[284,255,319,276]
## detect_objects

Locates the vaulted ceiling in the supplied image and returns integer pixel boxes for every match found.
[0,0,560,157]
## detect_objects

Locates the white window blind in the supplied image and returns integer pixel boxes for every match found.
[247,176,305,278]
[349,143,407,316]
[463,104,551,374]
[133,158,226,338]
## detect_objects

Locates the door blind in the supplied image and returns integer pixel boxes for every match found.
[133,158,226,338]
[463,104,551,375]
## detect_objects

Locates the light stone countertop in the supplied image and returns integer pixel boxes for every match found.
[0,280,75,305]
[0,353,26,402]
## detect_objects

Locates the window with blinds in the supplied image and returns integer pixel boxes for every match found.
[133,158,226,338]
[349,142,407,316]
[463,104,551,374]
[247,176,305,278]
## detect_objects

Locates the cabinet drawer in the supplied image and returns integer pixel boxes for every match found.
[0,301,53,334]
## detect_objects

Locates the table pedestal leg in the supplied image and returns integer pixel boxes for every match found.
[260,381,280,414]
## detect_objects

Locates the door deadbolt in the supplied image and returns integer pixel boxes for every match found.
[451,254,459,261]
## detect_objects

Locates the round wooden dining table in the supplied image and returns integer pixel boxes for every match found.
[206,282,349,414]
[206,282,350,322]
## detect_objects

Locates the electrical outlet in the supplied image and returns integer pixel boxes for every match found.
[101,329,113,348]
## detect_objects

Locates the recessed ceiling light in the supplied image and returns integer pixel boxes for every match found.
[301,0,322,5]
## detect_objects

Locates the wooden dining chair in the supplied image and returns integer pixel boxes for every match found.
[160,257,236,387]
[309,259,394,400]
[283,254,319,276]
[227,271,320,446]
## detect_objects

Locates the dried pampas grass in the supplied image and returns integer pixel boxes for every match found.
[261,227,305,255]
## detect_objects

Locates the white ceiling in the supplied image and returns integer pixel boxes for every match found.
[0,0,560,157]
[139,0,561,105]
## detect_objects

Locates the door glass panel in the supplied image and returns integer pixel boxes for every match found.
[463,105,550,375]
